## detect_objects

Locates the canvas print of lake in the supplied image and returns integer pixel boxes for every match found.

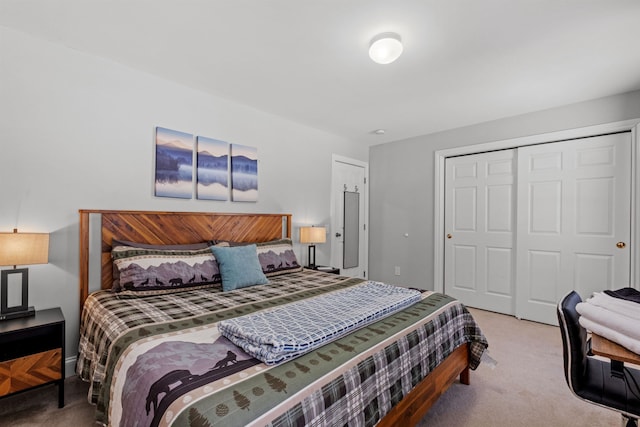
[197,136,229,200]
[155,127,194,199]
[231,144,258,202]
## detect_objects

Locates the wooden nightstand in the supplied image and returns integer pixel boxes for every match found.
[314,265,340,275]
[0,307,65,408]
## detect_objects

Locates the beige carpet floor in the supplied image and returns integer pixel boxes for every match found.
[418,308,622,427]
[0,308,625,426]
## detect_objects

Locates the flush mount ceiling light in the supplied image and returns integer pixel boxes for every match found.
[368,32,403,64]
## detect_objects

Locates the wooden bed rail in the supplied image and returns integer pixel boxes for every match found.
[378,343,470,426]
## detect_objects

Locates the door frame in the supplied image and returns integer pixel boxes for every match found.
[434,118,640,294]
[330,154,369,278]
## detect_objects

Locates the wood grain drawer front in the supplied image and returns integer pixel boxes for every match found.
[0,348,62,396]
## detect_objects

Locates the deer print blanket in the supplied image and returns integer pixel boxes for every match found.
[79,271,487,426]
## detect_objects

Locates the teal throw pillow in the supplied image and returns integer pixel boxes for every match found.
[211,244,269,291]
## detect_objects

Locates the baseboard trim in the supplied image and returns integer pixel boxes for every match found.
[65,356,76,378]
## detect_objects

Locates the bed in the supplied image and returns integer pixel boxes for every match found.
[77,209,488,426]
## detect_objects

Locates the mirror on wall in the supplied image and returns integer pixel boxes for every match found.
[343,191,360,269]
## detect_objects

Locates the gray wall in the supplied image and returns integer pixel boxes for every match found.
[0,27,367,369]
[369,89,640,288]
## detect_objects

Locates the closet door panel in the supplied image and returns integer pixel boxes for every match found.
[516,132,631,324]
[444,150,516,314]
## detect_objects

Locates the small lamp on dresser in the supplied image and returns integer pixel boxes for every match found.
[0,229,49,320]
[299,226,326,269]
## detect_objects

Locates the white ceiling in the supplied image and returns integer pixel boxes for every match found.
[2,0,640,145]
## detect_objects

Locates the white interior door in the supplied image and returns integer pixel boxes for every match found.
[516,132,631,324]
[444,149,516,314]
[331,156,368,278]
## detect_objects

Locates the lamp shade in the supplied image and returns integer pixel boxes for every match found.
[299,226,326,244]
[0,232,49,266]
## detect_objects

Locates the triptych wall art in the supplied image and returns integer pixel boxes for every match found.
[154,126,258,202]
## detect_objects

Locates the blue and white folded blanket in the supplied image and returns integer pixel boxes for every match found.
[218,281,422,364]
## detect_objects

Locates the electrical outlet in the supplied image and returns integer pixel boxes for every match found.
[394,266,401,276]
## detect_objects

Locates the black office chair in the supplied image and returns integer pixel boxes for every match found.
[557,291,640,427]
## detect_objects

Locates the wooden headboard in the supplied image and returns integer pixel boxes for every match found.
[78,209,292,310]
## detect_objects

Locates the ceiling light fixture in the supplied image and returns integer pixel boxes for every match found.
[369,32,403,64]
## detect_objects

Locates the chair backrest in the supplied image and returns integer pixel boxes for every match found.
[557,290,589,392]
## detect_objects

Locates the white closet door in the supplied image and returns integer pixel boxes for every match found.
[516,132,631,324]
[444,150,516,314]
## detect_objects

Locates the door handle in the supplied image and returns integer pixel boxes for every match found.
[616,242,626,249]
[335,232,342,238]
[447,234,453,239]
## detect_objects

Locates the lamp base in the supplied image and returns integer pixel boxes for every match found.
[0,306,35,321]
[307,244,317,269]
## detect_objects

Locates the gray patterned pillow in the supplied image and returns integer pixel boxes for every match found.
[255,239,302,277]
[111,245,221,293]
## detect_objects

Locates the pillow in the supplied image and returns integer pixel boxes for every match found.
[112,239,209,250]
[207,239,243,247]
[207,238,302,277]
[111,245,221,293]
[255,239,303,277]
[111,240,210,291]
[210,244,269,291]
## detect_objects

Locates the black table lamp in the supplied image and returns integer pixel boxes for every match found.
[300,226,326,269]
[0,229,49,320]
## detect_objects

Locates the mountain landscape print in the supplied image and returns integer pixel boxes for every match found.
[231,144,258,202]
[155,127,193,199]
[197,136,229,200]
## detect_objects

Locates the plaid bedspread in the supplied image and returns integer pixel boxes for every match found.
[77,270,488,426]
[77,270,357,405]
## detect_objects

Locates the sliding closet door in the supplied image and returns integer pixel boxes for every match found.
[516,132,631,324]
[444,150,516,314]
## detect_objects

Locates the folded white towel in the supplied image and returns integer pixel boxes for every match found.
[579,316,640,355]
[576,301,640,341]
[587,292,640,321]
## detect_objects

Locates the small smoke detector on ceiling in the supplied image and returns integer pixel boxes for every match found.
[373,129,386,135]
